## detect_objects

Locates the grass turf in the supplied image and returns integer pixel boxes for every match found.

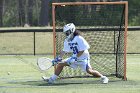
[0,55,140,93]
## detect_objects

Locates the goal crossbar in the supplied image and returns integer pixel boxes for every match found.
[52,1,128,6]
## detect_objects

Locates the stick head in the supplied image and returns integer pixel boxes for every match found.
[37,57,52,71]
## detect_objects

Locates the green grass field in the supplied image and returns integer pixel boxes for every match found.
[0,54,140,93]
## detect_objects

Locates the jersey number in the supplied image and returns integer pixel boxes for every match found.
[72,46,78,54]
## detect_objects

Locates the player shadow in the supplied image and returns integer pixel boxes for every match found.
[9,77,125,86]
[38,79,102,86]
[9,79,102,86]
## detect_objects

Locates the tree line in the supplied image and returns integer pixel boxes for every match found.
[0,0,139,27]
[0,0,50,27]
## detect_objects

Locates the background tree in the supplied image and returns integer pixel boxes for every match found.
[0,0,3,27]
[39,0,49,26]
[0,0,139,27]
[127,0,140,26]
[27,0,33,26]
[18,0,25,26]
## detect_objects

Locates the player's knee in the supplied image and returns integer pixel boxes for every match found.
[57,63,65,68]
[86,68,93,74]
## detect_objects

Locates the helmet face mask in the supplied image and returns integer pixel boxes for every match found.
[64,30,71,37]
[63,23,75,41]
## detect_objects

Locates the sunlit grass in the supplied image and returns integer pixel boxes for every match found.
[0,55,140,93]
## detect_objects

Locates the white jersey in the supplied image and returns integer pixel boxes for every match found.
[63,35,90,60]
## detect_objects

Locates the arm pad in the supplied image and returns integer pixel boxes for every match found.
[66,57,77,65]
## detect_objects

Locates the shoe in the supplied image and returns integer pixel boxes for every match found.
[42,76,54,84]
[101,76,109,84]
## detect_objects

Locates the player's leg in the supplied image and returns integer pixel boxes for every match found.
[42,62,68,83]
[86,66,109,84]
[86,67,103,77]
[79,58,103,77]
[79,58,109,84]
[43,56,80,83]
[55,62,69,75]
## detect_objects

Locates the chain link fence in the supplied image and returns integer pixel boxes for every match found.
[0,27,53,55]
[127,26,140,54]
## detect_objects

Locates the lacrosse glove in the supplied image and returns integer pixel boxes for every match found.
[52,56,62,66]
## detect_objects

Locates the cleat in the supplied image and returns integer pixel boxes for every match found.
[101,76,109,84]
[42,76,54,84]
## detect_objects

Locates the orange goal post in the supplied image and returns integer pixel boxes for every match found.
[52,1,128,80]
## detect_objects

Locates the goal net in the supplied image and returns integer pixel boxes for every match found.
[52,2,128,80]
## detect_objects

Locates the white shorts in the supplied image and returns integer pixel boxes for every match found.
[64,57,92,72]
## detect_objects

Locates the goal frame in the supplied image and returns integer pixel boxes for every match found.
[52,1,128,80]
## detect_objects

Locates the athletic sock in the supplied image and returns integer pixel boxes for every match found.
[49,74,58,81]
[100,75,104,78]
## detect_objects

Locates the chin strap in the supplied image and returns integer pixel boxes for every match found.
[66,34,74,42]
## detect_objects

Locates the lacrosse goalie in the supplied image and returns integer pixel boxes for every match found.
[42,23,109,84]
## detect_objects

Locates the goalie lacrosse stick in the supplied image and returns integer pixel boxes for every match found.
[37,57,64,71]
